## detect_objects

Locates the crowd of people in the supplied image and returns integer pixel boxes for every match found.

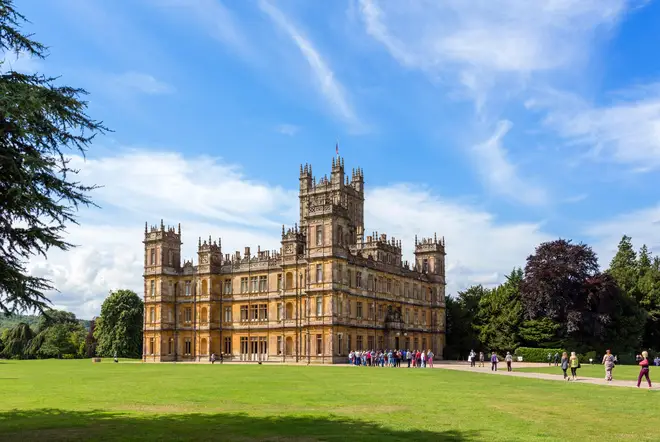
[348,349,434,368]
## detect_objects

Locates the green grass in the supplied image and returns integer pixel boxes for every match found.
[0,360,658,441]
[517,363,649,380]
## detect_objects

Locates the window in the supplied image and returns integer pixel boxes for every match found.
[150,307,155,323]
[422,338,427,351]
[250,305,258,321]
[224,336,232,355]
[337,226,343,245]
[316,225,323,245]
[316,297,323,317]
[423,258,429,273]
[316,334,323,355]
[277,274,282,290]
[395,281,400,296]
[348,270,353,287]
[337,264,343,282]
[347,300,351,318]
[240,337,248,354]
[387,279,392,294]
[378,304,383,320]
[184,307,192,323]
[315,264,323,283]
[356,335,363,351]
[277,303,283,321]
[347,334,352,352]
[368,275,373,291]
[414,310,418,324]
[223,280,232,294]
[149,338,154,355]
[367,336,374,350]
[404,283,409,297]
[368,303,374,320]
[405,309,410,323]
[405,337,410,350]
[277,336,283,355]
[259,337,267,354]
[337,334,343,355]
[377,336,384,350]
[356,272,362,288]
[258,304,268,321]
[224,307,232,323]
[414,338,419,350]
[240,305,248,321]
[168,338,174,355]
[150,280,155,297]
[185,281,191,296]
[240,278,248,293]
[150,249,155,265]
[250,337,258,354]
[337,298,343,316]
[184,339,191,355]
[250,276,258,292]
[168,250,173,266]
[259,276,267,292]
[356,302,363,319]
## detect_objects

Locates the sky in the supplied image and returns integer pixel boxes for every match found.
[4,0,660,319]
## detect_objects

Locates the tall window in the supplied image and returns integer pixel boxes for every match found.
[240,337,248,354]
[377,336,384,350]
[337,334,343,355]
[150,280,155,297]
[405,309,410,323]
[337,226,343,245]
[185,281,191,296]
[258,304,268,321]
[337,263,343,282]
[250,305,258,321]
[316,225,323,245]
[356,335,363,351]
[277,336,283,355]
[224,337,232,355]
[168,338,174,354]
[150,307,155,323]
[387,279,392,294]
[347,269,353,287]
[356,272,362,288]
[414,310,418,324]
[240,277,248,293]
[315,264,323,283]
[250,276,258,292]
[347,300,351,318]
[368,275,374,291]
[368,303,374,320]
[316,297,323,317]
[184,339,191,355]
[150,249,155,265]
[423,258,429,273]
[277,274,282,290]
[337,298,343,316]
[367,336,374,350]
[347,334,352,353]
[378,304,384,320]
[168,250,173,266]
[316,334,323,355]
[224,307,232,322]
[277,303,283,321]
[259,276,267,292]
[149,338,154,355]
[184,307,192,323]
[356,302,363,319]
[223,280,232,294]
[240,305,248,321]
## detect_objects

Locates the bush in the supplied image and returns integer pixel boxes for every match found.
[514,347,565,362]
[61,354,76,359]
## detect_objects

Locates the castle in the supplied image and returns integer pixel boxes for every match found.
[142,156,446,363]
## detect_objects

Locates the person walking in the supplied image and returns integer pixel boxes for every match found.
[553,352,559,366]
[505,352,513,372]
[569,352,580,381]
[602,349,614,382]
[637,350,652,389]
[560,352,569,381]
[427,350,434,368]
[469,349,476,367]
[479,351,485,367]
[490,352,498,371]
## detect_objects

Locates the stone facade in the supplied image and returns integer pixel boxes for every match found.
[142,156,446,363]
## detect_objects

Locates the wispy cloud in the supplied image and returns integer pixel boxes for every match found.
[527,84,660,170]
[276,124,300,136]
[258,0,363,131]
[471,120,548,206]
[110,71,175,95]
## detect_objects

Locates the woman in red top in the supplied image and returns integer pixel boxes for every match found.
[637,350,652,389]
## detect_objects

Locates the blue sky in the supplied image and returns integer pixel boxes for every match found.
[6,0,660,318]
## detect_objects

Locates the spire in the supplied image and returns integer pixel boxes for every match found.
[144,222,148,234]
[434,232,437,244]
[415,234,418,246]
[160,219,164,231]
[177,223,181,236]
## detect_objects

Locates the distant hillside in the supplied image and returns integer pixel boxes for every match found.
[0,314,92,331]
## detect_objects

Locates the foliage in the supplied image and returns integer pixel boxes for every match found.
[0,0,107,314]
[0,322,33,358]
[84,318,97,357]
[607,235,639,300]
[475,268,523,353]
[0,313,39,331]
[444,285,485,359]
[513,347,566,363]
[519,318,562,347]
[94,290,143,358]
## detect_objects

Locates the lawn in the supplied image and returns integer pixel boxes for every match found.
[0,360,657,441]
[517,363,649,380]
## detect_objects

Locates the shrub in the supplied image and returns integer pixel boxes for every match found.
[61,354,76,359]
[514,347,565,362]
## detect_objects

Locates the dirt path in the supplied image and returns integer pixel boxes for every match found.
[435,362,655,389]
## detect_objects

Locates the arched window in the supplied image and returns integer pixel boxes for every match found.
[285,272,294,289]
[201,307,208,323]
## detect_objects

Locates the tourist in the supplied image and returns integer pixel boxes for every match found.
[637,351,652,389]
[569,352,580,381]
[553,352,559,366]
[490,352,498,371]
[505,352,513,372]
[210,353,216,364]
[114,351,118,363]
[469,349,476,367]
[479,351,485,367]
[547,352,552,366]
[561,352,569,381]
[421,349,426,368]
[427,349,434,368]
[406,349,412,368]
[602,349,614,382]
[349,350,354,365]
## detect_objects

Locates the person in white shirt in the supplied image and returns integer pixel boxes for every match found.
[505,352,513,372]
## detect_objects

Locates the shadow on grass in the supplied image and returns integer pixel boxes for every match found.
[0,409,480,441]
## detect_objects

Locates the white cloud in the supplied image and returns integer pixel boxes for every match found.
[527,85,660,170]
[258,0,363,131]
[276,124,300,136]
[110,71,174,95]
[29,149,556,318]
[584,204,660,266]
[471,120,548,205]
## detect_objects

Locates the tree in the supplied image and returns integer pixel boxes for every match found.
[35,309,77,332]
[607,235,639,300]
[94,290,143,358]
[0,322,33,358]
[444,285,485,358]
[0,0,107,314]
[638,256,660,349]
[519,317,562,348]
[84,318,97,357]
[475,268,523,353]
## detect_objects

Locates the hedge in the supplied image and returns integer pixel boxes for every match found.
[514,347,566,362]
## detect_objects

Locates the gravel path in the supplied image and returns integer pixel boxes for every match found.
[435,362,655,389]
